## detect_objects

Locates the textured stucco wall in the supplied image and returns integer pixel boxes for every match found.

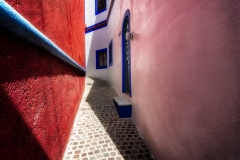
[6,0,85,66]
[0,0,85,159]
[107,0,240,159]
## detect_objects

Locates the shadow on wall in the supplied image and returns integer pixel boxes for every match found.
[0,85,50,160]
[0,27,85,159]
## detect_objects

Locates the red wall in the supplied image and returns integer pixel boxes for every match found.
[6,0,85,66]
[0,0,85,159]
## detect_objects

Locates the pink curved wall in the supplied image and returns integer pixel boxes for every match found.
[0,0,85,159]
[107,0,240,159]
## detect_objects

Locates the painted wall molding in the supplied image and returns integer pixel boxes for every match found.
[0,0,86,72]
[106,0,115,23]
[85,0,115,34]
[85,20,107,33]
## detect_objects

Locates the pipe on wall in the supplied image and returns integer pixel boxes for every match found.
[0,0,86,72]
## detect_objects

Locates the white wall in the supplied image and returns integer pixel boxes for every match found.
[106,0,132,101]
[85,0,114,79]
[85,27,108,79]
[85,0,112,27]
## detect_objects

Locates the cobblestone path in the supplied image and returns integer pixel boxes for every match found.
[63,78,154,160]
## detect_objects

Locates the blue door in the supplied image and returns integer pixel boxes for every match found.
[122,11,131,96]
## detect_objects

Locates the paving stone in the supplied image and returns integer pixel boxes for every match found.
[101,148,107,153]
[73,155,79,159]
[137,154,144,159]
[96,154,103,159]
[110,152,116,156]
[62,78,154,160]
[88,151,93,155]
[72,146,77,150]
[73,142,78,145]
[103,153,110,157]
[130,155,137,159]
[89,156,96,160]
[94,150,100,154]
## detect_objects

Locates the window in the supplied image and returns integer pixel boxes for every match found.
[95,0,106,15]
[109,40,113,66]
[96,48,107,69]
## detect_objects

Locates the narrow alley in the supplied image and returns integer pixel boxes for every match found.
[1,0,240,159]
[63,78,154,160]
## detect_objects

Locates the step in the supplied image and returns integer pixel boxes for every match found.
[113,97,132,118]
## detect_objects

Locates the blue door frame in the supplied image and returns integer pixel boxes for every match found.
[121,9,132,97]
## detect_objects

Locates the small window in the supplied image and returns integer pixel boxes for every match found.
[95,0,106,15]
[96,48,107,69]
[109,40,113,66]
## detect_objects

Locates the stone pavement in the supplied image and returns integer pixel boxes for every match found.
[63,78,154,160]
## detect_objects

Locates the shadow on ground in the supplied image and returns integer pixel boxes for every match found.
[83,78,154,160]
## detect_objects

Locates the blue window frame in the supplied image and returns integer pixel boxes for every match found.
[109,40,113,66]
[95,0,106,15]
[96,48,107,69]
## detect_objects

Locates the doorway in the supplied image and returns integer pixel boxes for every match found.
[122,10,131,96]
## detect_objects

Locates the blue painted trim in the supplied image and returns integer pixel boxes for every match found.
[85,0,115,34]
[109,39,113,67]
[106,0,115,22]
[85,20,107,34]
[121,9,132,97]
[113,99,132,118]
[0,1,86,72]
[95,0,107,15]
[96,48,107,69]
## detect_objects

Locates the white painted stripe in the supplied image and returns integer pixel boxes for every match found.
[0,1,86,72]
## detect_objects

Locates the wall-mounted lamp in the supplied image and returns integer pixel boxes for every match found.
[118,31,121,37]
[126,32,134,40]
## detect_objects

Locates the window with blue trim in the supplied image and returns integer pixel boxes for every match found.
[96,48,107,69]
[109,40,113,66]
[95,0,106,15]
